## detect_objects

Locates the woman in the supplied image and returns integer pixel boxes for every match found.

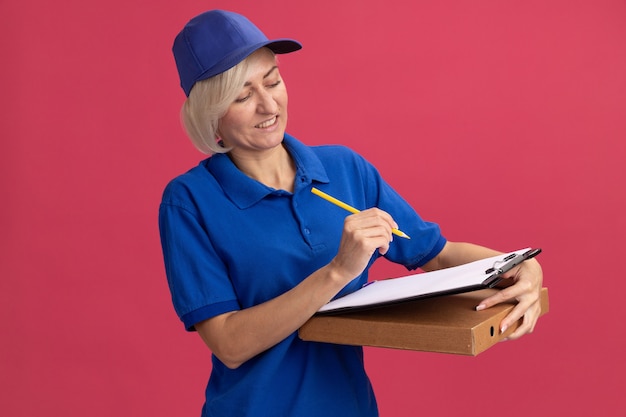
[159,10,543,417]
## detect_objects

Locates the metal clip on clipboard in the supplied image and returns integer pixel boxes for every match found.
[483,248,542,287]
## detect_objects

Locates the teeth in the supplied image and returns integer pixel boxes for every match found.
[256,116,276,128]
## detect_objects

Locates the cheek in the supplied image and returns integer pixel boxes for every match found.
[280,91,289,114]
[218,109,244,136]
[216,118,235,141]
[282,88,288,107]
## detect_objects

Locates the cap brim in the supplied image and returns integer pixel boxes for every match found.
[265,39,302,54]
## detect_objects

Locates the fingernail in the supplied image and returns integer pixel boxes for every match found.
[475,304,486,311]
[500,324,508,334]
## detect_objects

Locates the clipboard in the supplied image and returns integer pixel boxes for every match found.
[317,248,542,314]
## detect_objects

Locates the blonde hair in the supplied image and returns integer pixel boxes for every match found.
[181,48,277,154]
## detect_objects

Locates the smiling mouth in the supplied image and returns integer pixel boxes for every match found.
[255,116,277,129]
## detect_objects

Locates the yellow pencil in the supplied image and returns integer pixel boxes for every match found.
[311,187,411,239]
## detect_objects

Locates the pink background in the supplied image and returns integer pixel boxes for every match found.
[2,1,625,416]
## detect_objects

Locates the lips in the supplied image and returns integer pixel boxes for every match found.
[255,116,277,128]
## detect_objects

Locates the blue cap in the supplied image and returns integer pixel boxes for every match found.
[173,10,302,96]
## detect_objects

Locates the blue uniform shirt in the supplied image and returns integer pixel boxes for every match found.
[159,133,446,417]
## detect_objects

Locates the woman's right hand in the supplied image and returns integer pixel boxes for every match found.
[328,208,397,284]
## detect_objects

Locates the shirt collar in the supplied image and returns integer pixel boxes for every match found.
[206,133,329,209]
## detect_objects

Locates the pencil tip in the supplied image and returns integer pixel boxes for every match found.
[396,231,410,239]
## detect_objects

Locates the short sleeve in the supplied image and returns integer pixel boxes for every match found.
[159,190,240,331]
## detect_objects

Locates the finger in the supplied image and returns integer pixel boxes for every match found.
[339,224,392,264]
[505,318,534,341]
[475,286,515,311]
[377,239,391,256]
[500,301,541,339]
[357,208,399,233]
[345,215,394,243]
[476,276,537,310]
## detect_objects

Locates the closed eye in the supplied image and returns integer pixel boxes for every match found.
[234,93,251,103]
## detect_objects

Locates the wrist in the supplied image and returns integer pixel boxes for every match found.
[325,259,355,287]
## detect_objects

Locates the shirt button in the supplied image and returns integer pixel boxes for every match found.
[304,228,311,235]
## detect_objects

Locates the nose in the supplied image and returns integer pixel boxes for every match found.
[256,88,278,114]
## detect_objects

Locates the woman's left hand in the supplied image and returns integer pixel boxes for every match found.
[476,258,544,340]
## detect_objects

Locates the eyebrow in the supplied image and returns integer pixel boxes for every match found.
[243,66,279,86]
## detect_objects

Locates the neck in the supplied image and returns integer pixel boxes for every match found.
[229,144,296,192]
